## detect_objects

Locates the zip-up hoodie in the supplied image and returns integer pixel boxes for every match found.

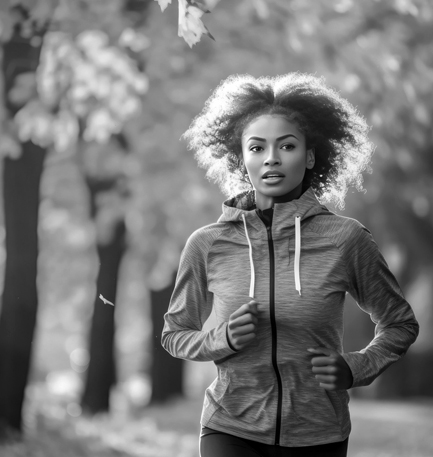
[162,187,419,447]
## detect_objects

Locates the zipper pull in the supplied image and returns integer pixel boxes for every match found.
[266,226,272,238]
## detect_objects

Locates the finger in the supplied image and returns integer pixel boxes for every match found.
[232,323,256,336]
[235,333,256,348]
[244,312,259,325]
[231,301,259,319]
[314,374,336,383]
[247,301,259,315]
[318,382,337,391]
[231,313,258,327]
[230,303,253,319]
[310,356,333,367]
[312,365,337,375]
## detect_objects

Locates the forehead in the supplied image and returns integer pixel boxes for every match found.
[242,114,303,140]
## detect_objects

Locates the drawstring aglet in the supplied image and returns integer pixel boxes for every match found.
[294,216,302,296]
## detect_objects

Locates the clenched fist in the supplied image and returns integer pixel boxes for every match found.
[308,347,353,391]
[227,300,260,351]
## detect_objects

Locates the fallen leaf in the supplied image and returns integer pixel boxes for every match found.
[99,294,114,306]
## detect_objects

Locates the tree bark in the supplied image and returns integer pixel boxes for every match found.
[80,182,125,414]
[0,143,46,434]
[0,27,46,435]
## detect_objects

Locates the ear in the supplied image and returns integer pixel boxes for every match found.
[306,148,315,169]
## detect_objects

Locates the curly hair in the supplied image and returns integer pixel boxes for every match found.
[183,73,374,209]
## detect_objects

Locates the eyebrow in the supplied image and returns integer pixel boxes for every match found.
[247,134,299,142]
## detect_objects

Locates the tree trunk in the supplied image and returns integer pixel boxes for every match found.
[80,183,125,414]
[0,143,46,434]
[150,271,184,403]
[0,28,46,436]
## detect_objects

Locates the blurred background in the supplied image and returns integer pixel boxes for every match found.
[0,0,432,456]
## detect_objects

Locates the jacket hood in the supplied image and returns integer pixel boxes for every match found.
[218,187,330,225]
[217,187,331,297]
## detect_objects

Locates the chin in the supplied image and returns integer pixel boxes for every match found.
[260,187,293,196]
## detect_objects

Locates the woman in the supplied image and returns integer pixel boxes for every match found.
[161,73,419,457]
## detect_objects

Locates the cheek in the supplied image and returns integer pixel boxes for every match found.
[244,156,259,174]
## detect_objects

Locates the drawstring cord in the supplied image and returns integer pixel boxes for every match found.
[242,214,255,299]
[295,216,302,295]
[242,213,301,298]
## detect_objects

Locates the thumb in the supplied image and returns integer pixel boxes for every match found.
[247,300,258,314]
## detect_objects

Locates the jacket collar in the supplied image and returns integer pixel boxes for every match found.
[218,187,330,239]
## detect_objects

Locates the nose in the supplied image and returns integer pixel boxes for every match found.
[264,147,281,166]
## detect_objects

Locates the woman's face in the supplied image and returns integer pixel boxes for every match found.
[241,114,315,209]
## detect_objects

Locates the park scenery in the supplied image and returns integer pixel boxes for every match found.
[0,0,432,456]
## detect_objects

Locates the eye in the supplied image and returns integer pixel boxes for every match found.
[250,145,263,152]
[281,143,295,151]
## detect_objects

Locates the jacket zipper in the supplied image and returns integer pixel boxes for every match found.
[267,225,283,446]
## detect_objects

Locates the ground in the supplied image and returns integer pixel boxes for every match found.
[1,389,433,457]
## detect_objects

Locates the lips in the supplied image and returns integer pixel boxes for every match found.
[262,170,286,179]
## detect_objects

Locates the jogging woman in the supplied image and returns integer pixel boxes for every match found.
[161,73,419,457]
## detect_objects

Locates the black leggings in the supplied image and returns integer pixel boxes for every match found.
[200,427,348,457]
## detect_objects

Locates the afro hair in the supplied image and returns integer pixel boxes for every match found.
[183,73,375,209]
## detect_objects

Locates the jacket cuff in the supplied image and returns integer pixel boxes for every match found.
[341,352,365,388]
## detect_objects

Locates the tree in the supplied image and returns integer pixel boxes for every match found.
[0,0,152,430]
[0,0,216,430]
[0,4,49,434]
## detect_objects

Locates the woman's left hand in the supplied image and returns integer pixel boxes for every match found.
[308,347,353,391]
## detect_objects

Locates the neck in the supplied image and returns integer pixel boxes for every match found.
[255,183,304,210]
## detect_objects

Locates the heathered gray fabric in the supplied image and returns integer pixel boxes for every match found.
[162,187,419,447]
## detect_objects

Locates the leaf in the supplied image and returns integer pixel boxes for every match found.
[178,0,216,47]
[99,294,115,306]
[187,0,210,13]
[154,0,172,12]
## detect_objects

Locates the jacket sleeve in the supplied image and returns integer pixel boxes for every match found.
[161,228,237,362]
[341,223,419,388]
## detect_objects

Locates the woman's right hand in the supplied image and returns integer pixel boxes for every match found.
[227,300,260,351]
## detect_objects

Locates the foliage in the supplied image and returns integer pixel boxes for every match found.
[158,0,433,280]
[2,0,432,285]
[0,0,150,158]
[154,0,219,47]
